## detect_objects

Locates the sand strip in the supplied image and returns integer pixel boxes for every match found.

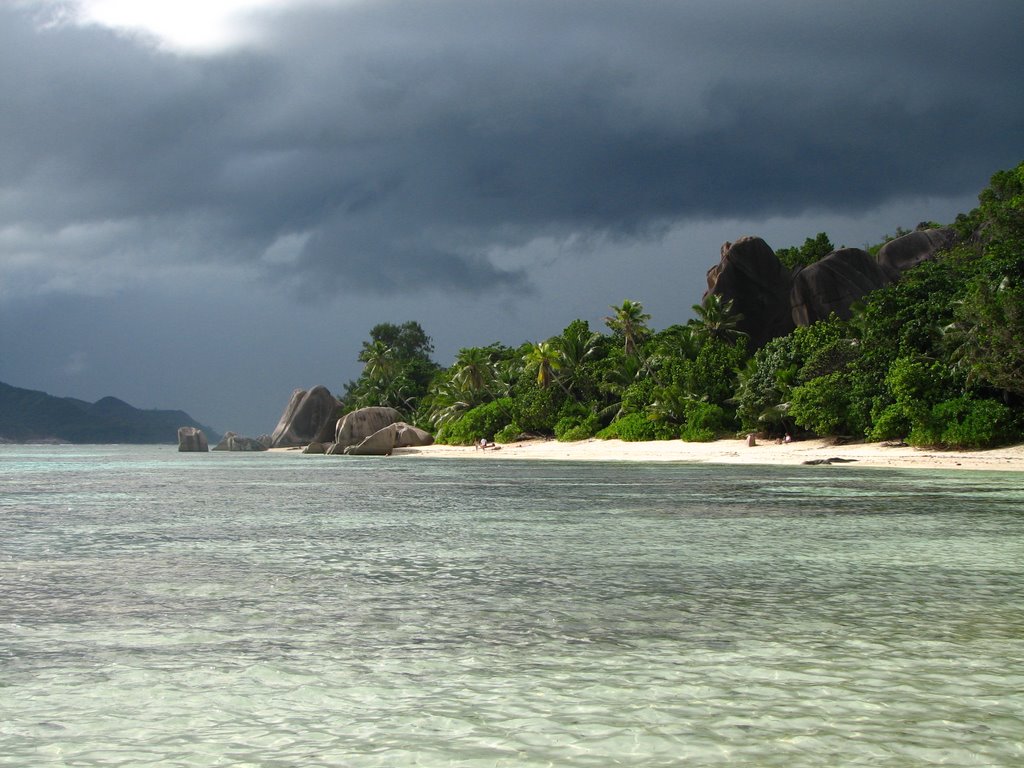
[390,437,1024,472]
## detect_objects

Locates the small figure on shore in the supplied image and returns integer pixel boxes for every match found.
[746,433,757,447]
[784,433,792,444]
[477,437,488,450]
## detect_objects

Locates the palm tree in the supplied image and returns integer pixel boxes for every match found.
[450,346,497,400]
[426,378,473,430]
[523,341,562,388]
[553,321,601,400]
[358,340,397,382]
[605,299,651,358]
[595,352,643,423]
[691,294,746,344]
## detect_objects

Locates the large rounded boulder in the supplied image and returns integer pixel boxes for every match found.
[269,386,340,448]
[790,248,892,326]
[333,406,403,451]
[395,423,434,447]
[340,422,435,456]
[876,227,956,280]
[704,236,795,348]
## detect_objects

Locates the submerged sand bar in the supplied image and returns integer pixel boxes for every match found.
[390,437,1024,472]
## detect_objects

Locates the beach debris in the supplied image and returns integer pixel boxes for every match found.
[802,457,857,465]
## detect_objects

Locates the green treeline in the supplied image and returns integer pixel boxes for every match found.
[341,161,1024,450]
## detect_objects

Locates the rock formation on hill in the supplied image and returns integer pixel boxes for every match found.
[704,228,955,348]
[790,247,890,326]
[875,228,956,279]
[269,386,340,448]
[704,236,795,348]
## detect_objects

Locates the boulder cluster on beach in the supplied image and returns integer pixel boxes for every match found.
[179,395,433,456]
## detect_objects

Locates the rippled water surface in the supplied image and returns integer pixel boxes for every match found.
[2,445,1023,766]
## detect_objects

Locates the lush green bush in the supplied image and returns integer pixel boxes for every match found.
[685,338,748,406]
[510,384,563,434]
[554,413,601,442]
[435,398,513,445]
[494,422,524,443]
[735,335,799,433]
[597,412,676,441]
[868,403,911,442]
[789,371,856,436]
[619,378,657,416]
[909,396,1017,449]
[679,401,727,442]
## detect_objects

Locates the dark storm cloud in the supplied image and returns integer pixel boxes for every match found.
[2,0,1022,299]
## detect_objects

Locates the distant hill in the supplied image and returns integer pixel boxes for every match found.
[0,380,219,444]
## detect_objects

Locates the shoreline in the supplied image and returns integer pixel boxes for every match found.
[384,437,1024,473]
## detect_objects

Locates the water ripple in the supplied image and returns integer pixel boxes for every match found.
[1,446,1023,766]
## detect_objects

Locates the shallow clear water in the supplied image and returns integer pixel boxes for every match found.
[1,445,1023,766]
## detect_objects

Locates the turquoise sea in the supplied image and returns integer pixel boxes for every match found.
[1,444,1023,766]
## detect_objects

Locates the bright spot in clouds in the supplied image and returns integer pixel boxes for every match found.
[73,0,338,51]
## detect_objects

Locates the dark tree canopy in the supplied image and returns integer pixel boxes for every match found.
[360,321,435,364]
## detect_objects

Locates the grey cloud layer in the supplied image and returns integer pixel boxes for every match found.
[2,0,1022,298]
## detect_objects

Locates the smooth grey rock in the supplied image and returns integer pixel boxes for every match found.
[395,422,434,447]
[269,386,340,448]
[704,236,795,348]
[876,228,956,280]
[340,422,436,456]
[790,248,892,326]
[334,406,403,451]
[212,432,268,451]
[302,441,325,454]
[343,423,401,455]
[177,426,208,452]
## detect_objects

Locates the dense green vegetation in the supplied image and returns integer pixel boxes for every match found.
[340,162,1024,450]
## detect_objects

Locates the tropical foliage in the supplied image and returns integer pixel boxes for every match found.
[336,161,1024,450]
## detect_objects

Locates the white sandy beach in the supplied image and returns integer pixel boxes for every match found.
[388,436,1024,472]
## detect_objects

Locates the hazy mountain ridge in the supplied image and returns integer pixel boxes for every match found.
[0,380,218,444]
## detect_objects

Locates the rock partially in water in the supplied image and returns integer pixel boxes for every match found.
[177,427,208,452]
[269,386,340,448]
[212,432,268,451]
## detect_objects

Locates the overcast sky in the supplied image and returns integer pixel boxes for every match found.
[1,0,1021,436]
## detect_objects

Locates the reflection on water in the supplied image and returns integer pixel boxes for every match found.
[1,445,1023,766]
